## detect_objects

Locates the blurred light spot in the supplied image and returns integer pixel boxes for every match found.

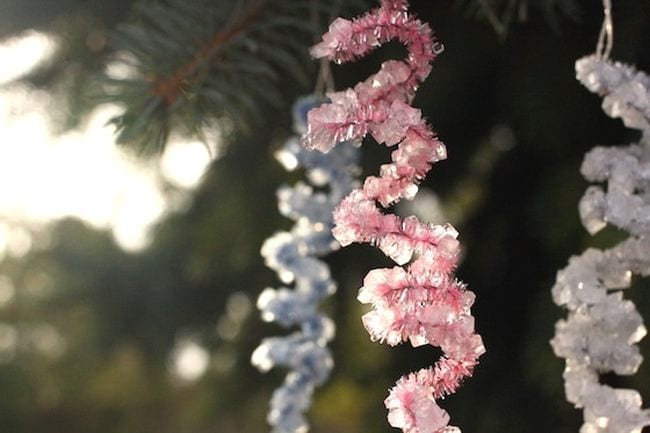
[216,316,240,341]
[398,188,445,224]
[30,324,66,359]
[169,339,210,383]
[0,31,56,85]
[110,168,166,251]
[160,140,214,189]
[0,276,14,307]
[275,148,299,171]
[105,53,139,80]
[0,323,17,364]
[226,292,252,322]
[6,225,32,257]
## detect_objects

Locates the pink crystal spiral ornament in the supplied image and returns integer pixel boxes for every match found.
[302,2,485,433]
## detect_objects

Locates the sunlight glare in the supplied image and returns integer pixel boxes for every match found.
[161,140,213,189]
[0,32,217,253]
[0,30,56,85]
[0,93,166,251]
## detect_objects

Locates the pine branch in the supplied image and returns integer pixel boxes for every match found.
[102,0,366,153]
[150,0,269,107]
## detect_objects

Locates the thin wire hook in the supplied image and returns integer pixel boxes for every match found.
[596,0,613,59]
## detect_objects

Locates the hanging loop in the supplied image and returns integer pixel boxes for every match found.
[596,0,613,59]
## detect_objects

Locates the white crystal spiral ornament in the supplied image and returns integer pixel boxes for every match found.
[550,16,650,433]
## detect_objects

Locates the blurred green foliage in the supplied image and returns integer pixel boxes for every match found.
[0,1,649,433]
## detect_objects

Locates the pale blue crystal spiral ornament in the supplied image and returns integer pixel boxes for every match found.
[251,95,359,433]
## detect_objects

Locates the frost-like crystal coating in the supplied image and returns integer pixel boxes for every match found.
[551,54,650,433]
[252,95,359,433]
[302,2,483,433]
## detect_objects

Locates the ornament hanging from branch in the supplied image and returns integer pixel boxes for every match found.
[551,2,650,432]
[252,95,360,433]
[302,1,485,433]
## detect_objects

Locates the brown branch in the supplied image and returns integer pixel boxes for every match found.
[151,0,270,106]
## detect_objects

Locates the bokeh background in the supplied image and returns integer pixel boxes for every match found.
[0,1,648,433]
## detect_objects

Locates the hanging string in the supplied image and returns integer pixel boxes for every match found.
[595,0,613,59]
[312,0,340,95]
[314,58,335,95]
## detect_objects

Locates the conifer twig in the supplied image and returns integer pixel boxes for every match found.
[151,0,269,107]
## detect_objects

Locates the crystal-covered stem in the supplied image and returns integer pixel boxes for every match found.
[302,2,484,433]
[252,95,360,433]
[551,56,650,433]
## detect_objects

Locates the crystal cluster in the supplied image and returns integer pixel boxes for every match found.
[551,55,650,433]
[302,2,484,433]
[252,95,359,433]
